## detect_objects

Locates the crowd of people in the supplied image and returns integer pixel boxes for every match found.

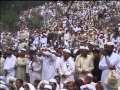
[0,1,120,90]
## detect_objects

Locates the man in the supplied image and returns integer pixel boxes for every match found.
[75,47,94,81]
[40,33,47,47]
[3,49,17,79]
[66,81,75,90]
[64,31,71,48]
[58,49,75,84]
[15,79,24,90]
[49,79,57,90]
[16,50,28,80]
[42,50,57,80]
[99,42,120,90]
[27,50,42,84]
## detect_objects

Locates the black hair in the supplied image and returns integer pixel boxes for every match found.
[16,79,23,84]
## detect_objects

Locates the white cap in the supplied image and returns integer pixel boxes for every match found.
[43,51,52,56]
[21,48,26,51]
[105,42,114,46]
[118,23,120,25]
[63,49,71,54]
[0,84,7,89]
[80,46,89,50]
[87,73,93,78]
[26,83,36,90]
[49,79,57,83]
[73,49,79,54]
[44,84,52,90]
[37,80,49,89]
[30,45,36,50]
[0,81,6,85]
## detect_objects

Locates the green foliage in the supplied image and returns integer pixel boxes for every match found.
[29,12,44,28]
[0,1,45,31]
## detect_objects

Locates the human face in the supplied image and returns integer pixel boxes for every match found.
[104,45,114,56]
[63,52,70,61]
[49,82,56,90]
[15,80,23,89]
[67,82,74,90]
[24,84,30,90]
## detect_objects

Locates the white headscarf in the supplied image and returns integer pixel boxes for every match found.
[25,83,36,90]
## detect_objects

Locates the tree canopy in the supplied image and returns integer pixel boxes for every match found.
[0,1,46,31]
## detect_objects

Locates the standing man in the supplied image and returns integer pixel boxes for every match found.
[75,47,94,81]
[27,50,42,84]
[99,42,120,90]
[3,48,17,80]
[42,50,57,80]
[58,49,75,84]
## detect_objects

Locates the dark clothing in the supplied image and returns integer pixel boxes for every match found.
[92,56,102,82]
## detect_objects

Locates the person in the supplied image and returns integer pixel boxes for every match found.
[15,79,24,90]
[44,84,52,90]
[66,81,75,90]
[40,33,47,47]
[75,47,94,81]
[0,50,5,76]
[27,50,42,84]
[23,83,36,90]
[54,75,63,90]
[16,50,28,80]
[92,49,102,82]
[49,79,57,90]
[8,77,16,90]
[95,81,104,90]
[37,80,49,90]
[58,49,75,84]
[3,49,17,79]
[99,42,120,90]
[64,31,71,48]
[80,74,96,90]
[42,50,57,80]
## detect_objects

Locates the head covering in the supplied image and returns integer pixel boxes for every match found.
[43,51,52,56]
[20,48,26,51]
[25,83,36,90]
[105,42,114,46]
[73,49,79,54]
[87,73,93,78]
[63,49,71,54]
[44,84,52,90]
[37,80,49,89]
[49,79,57,84]
[0,84,8,90]
[80,46,89,50]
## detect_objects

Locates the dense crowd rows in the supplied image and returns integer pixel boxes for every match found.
[0,1,120,90]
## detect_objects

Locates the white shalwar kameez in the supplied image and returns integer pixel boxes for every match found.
[99,52,120,89]
[3,55,17,79]
[42,53,57,80]
[59,57,75,83]
[27,56,42,84]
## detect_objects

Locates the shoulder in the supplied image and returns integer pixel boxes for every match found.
[68,57,74,62]
[112,52,120,58]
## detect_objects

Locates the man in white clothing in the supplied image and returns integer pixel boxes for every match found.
[58,49,75,84]
[42,50,57,80]
[3,49,17,79]
[99,42,120,90]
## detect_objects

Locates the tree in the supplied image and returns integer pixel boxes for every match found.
[0,1,45,31]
